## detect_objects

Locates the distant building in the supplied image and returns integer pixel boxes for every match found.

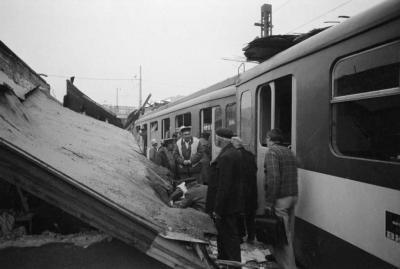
[101,105,136,126]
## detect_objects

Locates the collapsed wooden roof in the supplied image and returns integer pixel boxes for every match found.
[0,41,215,269]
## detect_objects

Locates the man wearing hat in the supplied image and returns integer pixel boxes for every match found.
[264,129,298,269]
[206,128,243,264]
[148,138,159,164]
[158,138,177,178]
[232,136,258,243]
[173,126,203,182]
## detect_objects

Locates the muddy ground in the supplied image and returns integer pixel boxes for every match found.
[0,239,169,269]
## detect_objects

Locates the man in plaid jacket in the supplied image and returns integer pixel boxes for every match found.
[264,129,298,269]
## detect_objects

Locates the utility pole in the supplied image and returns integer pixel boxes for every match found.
[116,88,119,112]
[254,4,272,37]
[139,65,142,108]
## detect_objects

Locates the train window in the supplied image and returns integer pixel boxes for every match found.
[257,76,292,147]
[150,121,158,132]
[200,108,212,133]
[175,112,191,131]
[213,106,223,148]
[274,76,292,146]
[161,118,170,139]
[226,103,236,134]
[150,121,158,142]
[240,91,252,146]
[258,85,272,146]
[214,107,222,130]
[332,41,400,162]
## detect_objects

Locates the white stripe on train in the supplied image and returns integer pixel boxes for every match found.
[297,169,400,267]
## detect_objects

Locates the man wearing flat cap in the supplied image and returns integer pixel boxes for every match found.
[173,126,203,182]
[206,127,243,264]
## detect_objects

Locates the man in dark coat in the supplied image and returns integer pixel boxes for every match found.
[199,132,211,184]
[232,136,258,243]
[206,128,243,263]
[158,138,177,179]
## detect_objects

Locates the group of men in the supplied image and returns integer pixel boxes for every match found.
[147,126,298,269]
[148,126,210,184]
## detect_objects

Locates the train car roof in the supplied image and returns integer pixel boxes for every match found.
[237,0,400,86]
[136,76,237,123]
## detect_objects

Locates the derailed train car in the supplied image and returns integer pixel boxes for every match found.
[134,1,400,268]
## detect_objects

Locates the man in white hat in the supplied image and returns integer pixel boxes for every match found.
[173,126,203,182]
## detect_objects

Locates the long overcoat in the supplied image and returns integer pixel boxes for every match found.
[238,147,258,213]
[206,143,243,216]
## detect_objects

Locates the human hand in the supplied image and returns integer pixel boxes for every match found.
[265,206,274,216]
[212,212,221,220]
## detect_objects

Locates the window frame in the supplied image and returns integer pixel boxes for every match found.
[257,84,273,148]
[200,107,212,134]
[161,118,170,139]
[175,112,192,132]
[240,91,252,147]
[225,102,237,134]
[330,41,400,163]
[150,121,158,132]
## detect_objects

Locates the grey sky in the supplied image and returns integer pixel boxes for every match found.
[0,0,385,107]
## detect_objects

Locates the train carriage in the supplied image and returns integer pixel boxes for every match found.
[135,77,237,159]
[133,1,400,268]
[236,0,400,268]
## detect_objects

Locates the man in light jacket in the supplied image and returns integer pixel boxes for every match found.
[173,126,203,182]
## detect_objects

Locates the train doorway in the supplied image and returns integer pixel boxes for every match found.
[200,107,212,135]
[211,106,223,160]
[140,124,148,156]
[200,106,222,160]
[256,75,293,213]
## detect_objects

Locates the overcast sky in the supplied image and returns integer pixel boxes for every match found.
[0,0,386,107]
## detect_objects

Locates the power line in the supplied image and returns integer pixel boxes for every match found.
[44,74,138,81]
[286,0,353,33]
[275,0,294,14]
[43,73,194,89]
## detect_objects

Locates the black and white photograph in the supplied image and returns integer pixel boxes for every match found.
[0,0,399,268]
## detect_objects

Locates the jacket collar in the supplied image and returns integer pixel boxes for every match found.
[217,143,233,159]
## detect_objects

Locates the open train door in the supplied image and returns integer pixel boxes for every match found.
[211,106,223,160]
[200,106,222,160]
[256,75,295,214]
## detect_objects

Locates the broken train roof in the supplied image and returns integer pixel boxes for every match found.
[0,40,215,269]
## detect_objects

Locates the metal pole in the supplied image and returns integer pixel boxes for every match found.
[139,65,142,107]
[116,88,119,111]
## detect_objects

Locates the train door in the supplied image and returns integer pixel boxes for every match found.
[161,118,170,139]
[211,106,223,160]
[149,121,158,143]
[200,107,212,135]
[256,75,294,213]
[140,123,148,155]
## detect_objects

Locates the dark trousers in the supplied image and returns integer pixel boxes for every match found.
[216,214,241,262]
[237,211,256,241]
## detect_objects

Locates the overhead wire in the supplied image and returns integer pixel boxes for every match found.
[275,0,294,14]
[44,74,137,81]
[43,73,194,90]
[286,0,354,33]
